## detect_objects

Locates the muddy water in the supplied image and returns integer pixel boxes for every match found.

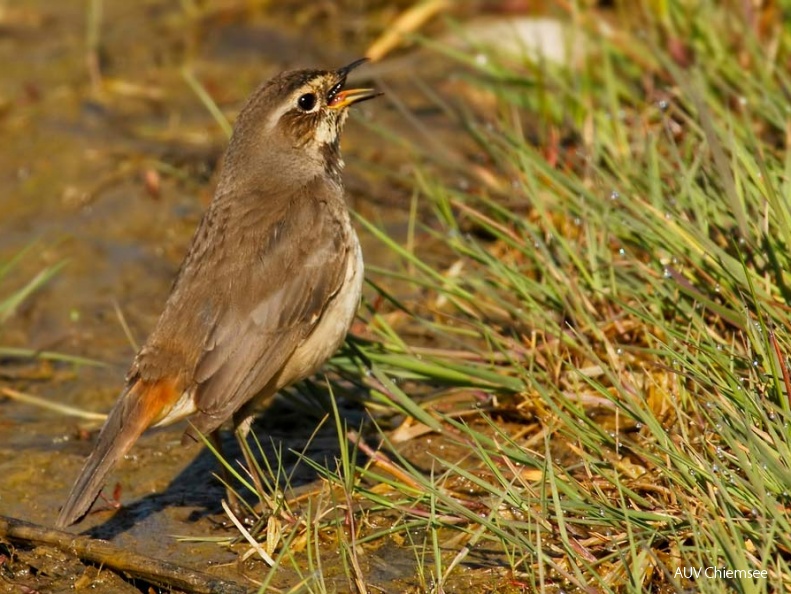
[0,1,491,592]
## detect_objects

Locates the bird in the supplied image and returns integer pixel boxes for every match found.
[56,58,380,528]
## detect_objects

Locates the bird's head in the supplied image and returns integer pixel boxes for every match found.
[220,58,380,192]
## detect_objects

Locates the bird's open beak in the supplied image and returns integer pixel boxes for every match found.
[327,58,382,109]
[328,87,381,109]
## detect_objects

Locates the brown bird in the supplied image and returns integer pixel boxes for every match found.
[56,59,379,528]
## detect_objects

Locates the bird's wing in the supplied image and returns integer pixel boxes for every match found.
[184,184,349,436]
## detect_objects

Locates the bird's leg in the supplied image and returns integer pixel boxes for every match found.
[232,412,271,518]
[208,429,247,520]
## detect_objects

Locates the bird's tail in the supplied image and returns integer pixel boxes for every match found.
[56,378,179,528]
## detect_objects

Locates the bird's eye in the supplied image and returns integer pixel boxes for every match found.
[297,93,317,111]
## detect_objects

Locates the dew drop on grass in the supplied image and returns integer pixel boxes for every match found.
[663,268,672,279]
[610,190,620,201]
[665,212,672,220]
[658,99,669,110]
[715,284,721,293]
[738,96,748,106]
[712,464,719,473]
[616,347,623,355]
[618,248,625,256]
[635,423,643,430]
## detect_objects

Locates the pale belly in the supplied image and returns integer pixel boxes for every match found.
[275,230,364,387]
